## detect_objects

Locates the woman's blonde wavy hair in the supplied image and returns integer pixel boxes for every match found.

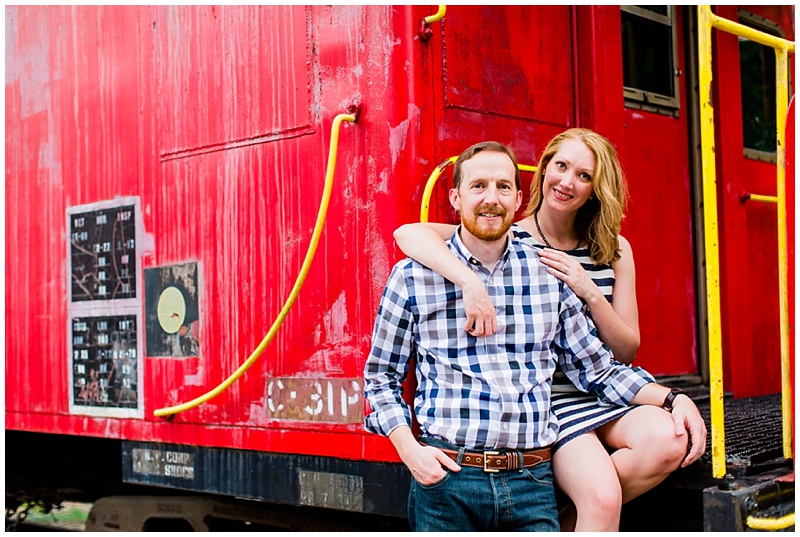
[524,128,627,265]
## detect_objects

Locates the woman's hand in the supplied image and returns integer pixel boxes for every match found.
[671,395,708,467]
[537,248,597,301]
[461,277,498,337]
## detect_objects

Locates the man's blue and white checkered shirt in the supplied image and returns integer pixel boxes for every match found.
[364,227,653,450]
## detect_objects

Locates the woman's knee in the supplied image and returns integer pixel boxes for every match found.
[553,436,623,522]
[651,425,689,470]
[578,478,623,515]
[553,433,619,492]
[619,409,689,470]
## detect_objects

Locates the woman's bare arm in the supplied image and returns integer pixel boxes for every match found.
[393,223,498,336]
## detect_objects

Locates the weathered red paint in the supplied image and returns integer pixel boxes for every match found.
[5,5,793,466]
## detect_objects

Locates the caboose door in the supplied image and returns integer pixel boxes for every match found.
[421,6,701,380]
[422,5,578,224]
[618,6,700,379]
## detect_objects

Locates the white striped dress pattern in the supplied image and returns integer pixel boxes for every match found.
[511,224,654,450]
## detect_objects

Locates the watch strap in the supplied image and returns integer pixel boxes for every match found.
[662,387,688,412]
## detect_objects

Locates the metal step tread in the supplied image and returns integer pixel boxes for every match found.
[694,393,786,467]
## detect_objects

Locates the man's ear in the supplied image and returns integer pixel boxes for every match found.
[449,188,461,212]
[514,189,522,212]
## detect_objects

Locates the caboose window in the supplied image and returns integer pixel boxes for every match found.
[621,5,680,115]
[738,10,783,162]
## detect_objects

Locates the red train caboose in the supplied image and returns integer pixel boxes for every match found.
[5,5,794,531]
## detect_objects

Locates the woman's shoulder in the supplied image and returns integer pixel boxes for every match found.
[616,234,634,259]
[612,234,636,271]
[511,221,542,245]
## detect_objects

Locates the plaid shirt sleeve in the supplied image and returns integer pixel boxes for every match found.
[363,262,416,437]
[555,283,653,405]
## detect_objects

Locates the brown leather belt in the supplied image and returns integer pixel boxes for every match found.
[439,447,551,473]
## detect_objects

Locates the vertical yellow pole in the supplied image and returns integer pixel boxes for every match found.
[774,45,793,460]
[698,5,727,479]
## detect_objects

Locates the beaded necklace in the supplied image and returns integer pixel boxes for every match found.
[534,211,581,251]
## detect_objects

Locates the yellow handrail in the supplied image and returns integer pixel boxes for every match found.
[420,158,536,222]
[419,5,447,41]
[698,5,795,478]
[424,5,446,24]
[420,157,457,222]
[747,512,795,531]
[774,42,793,468]
[740,192,779,204]
[154,111,359,418]
[698,5,726,479]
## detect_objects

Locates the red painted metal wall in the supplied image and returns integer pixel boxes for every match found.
[5,5,794,464]
[5,5,419,461]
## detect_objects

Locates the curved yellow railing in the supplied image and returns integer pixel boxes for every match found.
[424,5,446,24]
[419,5,446,41]
[420,157,536,222]
[746,512,795,531]
[154,111,359,418]
[420,157,457,222]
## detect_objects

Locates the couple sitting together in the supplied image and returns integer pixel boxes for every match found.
[364,130,707,531]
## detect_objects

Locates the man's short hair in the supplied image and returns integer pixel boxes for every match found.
[452,141,521,190]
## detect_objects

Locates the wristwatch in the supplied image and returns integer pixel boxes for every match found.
[662,387,688,412]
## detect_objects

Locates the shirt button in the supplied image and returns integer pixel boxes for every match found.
[491,355,497,361]
[503,423,509,430]
[469,258,479,265]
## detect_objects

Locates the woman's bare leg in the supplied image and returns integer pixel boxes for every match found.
[598,405,689,503]
[552,431,622,531]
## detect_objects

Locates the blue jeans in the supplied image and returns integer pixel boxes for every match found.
[408,438,559,532]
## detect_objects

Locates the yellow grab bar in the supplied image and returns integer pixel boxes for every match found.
[424,5,446,24]
[698,5,726,478]
[740,192,779,204]
[774,45,793,464]
[747,512,795,531]
[420,157,457,222]
[154,109,360,418]
[419,5,446,41]
[420,158,536,222]
[707,11,795,54]
[698,5,795,477]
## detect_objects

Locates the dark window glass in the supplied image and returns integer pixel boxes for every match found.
[739,34,778,153]
[622,14,673,97]
[638,5,668,16]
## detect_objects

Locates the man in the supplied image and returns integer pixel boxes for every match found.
[364,141,705,531]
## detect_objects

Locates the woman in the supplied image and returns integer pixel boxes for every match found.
[393,129,698,531]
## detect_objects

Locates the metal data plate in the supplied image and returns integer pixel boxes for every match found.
[298,470,364,512]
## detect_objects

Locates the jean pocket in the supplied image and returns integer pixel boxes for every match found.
[521,463,554,486]
[416,470,451,490]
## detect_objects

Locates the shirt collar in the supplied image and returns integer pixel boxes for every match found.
[449,225,514,269]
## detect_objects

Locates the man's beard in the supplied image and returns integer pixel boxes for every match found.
[461,204,514,241]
